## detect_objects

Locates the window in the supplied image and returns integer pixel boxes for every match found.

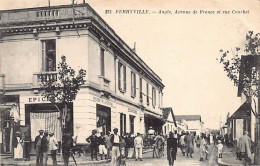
[139,78,143,102]
[120,113,126,136]
[146,83,149,105]
[131,72,136,97]
[42,40,56,72]
[130,115,135,134]
[118,61,126,92]
[152,87,156,107]
[100,48,105,76]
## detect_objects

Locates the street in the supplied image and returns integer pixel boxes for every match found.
[87,145,218,166]
[0,144,219,166]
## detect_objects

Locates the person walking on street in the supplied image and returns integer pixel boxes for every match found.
[86,129,99,161]
[134,132,143,161]
[147,127,155,148]
[110,128,121,164]
[239,131,252,166]
[42,131,49,166]
[49,131,58,166]
[23,132,31,161]
[199,134,207,161]
[184,132,194,158]
[179,132,186,156]
[13,132,23,160]
[34,130,44,166]
[62,133,74,166]
[217,140,223,158]
[167,132,177,166]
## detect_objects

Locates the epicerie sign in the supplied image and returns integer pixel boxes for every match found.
[24,96,50,103]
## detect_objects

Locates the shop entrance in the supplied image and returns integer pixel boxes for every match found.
[96,104,111,134]
[25,103,73,143]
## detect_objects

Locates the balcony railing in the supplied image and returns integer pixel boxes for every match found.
[33,72,58,87]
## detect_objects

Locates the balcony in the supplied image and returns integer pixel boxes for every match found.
[98,75,111,97]
[33,72,58,88]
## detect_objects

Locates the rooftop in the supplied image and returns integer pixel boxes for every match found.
[175,115,201,121]
[0,3,164,88]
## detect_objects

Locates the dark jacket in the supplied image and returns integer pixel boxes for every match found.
[86,135,99,147]
[34,135,48,152]
[13,136,19,148]
[98,136,106,145]
[125,136,134,148]
[167,137,177,160]
[110,134,121,146]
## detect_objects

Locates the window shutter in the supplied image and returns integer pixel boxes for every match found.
[134,73,136,97]
[118,62,121,90]
[140,78,142,101]
[100,48,105,76]
[123,65,126,91]
[147,83,149,105]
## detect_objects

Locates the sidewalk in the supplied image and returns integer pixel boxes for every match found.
[0,149,153,165]
[217,145,260,166]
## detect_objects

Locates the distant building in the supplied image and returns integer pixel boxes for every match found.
[162,107,177,136]
[0,4,165,153]
[175,115,204,135]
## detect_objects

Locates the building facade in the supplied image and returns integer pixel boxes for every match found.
[175,115,204,136]
[0,3,165,150]
[162,107,177,136]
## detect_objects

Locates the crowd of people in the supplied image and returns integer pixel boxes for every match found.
[11,127,253,166]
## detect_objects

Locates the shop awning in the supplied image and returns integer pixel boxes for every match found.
[230,102,251,119]
[0,103,20,122]
[144,110,165,123]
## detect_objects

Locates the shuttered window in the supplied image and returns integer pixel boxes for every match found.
[131,72,136,97]
[118,61,126,92]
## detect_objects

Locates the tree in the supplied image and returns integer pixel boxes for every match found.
[218,31,260,164]
[218,31,259,111]
[40,55,86,134]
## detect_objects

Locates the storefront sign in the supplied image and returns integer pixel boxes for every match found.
[21,96,50,104]
[128,108,137,114]
[93,96,113,107]
[28,96,48,103]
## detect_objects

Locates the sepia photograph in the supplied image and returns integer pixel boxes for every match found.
[0,0,259,165]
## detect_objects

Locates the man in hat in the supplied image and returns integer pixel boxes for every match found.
[34,130,44,166]
[110,128,121,164]
[42,131,49,166]
[134,132,143,161]
[86,129,99,161]
[148,127,155,148]
[49,131,58,166]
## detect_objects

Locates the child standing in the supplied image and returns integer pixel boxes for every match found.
[217,140,223,158]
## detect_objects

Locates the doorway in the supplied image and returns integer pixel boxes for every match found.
[96,104,111,134]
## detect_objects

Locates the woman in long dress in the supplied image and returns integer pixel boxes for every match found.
[199,134,207,161]
[14,132,23,160]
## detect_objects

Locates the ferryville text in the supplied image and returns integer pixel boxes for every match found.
[108,9,249,15]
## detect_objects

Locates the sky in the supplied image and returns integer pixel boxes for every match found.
[1,0,259,129]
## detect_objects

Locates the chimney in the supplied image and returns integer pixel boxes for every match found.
[132,42,136,53]
[83,0,86,4]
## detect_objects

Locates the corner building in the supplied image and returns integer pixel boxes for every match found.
[0,4,165,145]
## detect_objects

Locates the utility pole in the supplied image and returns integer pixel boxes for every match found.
[48,0,50,7]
